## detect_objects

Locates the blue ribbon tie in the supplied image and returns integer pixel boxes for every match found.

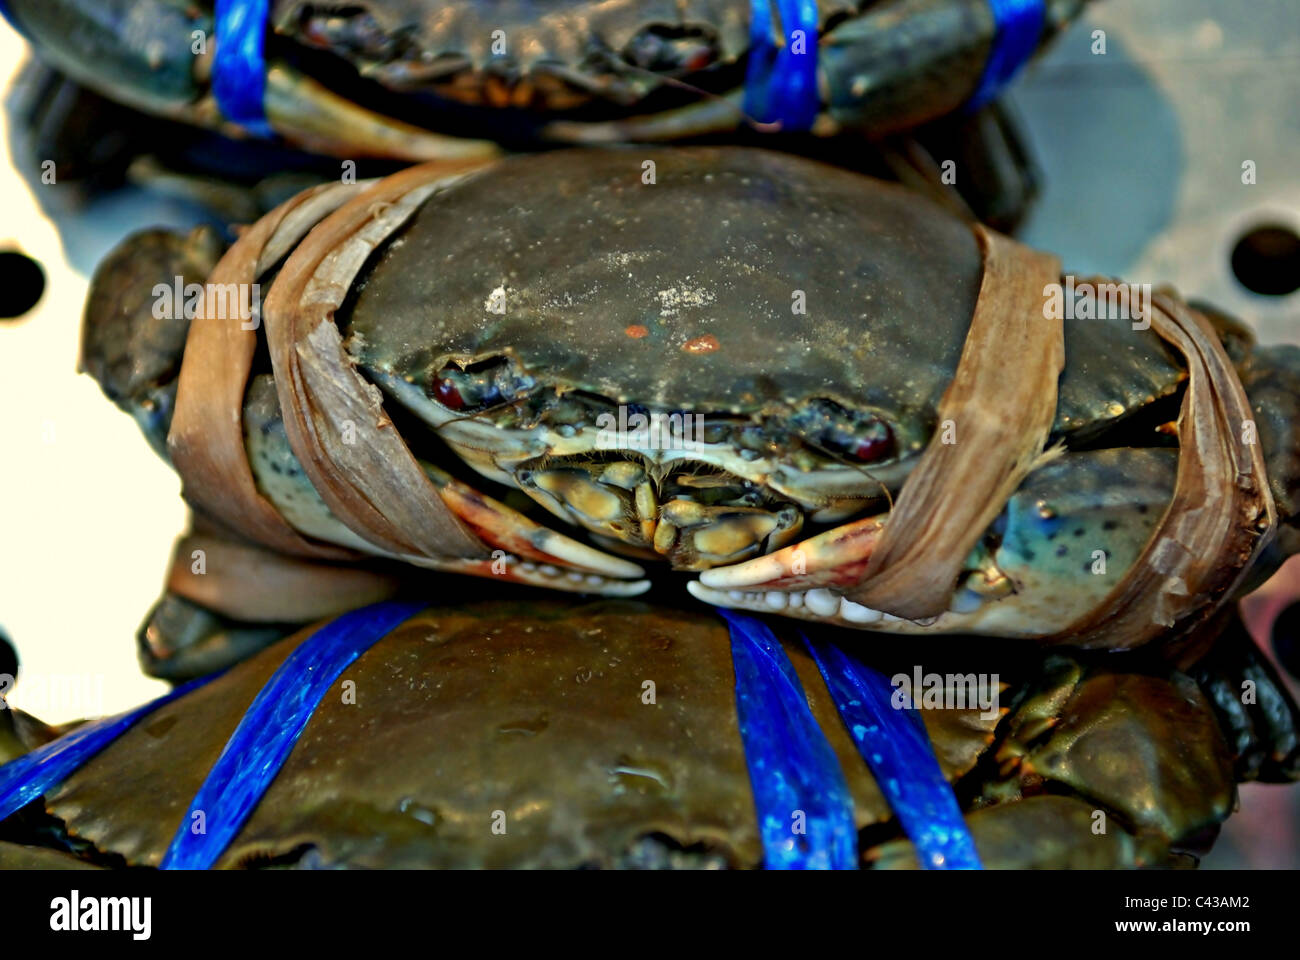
[744,0,820,131]
[160,601,422,869]
[806,636,982,869]
[213,0,274,137]
[967,0,1045,110]
[722,610,858,869]
[1,598,980,872]
[0,673,220,824]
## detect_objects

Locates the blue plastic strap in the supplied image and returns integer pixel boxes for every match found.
[0,672,220,824]
[967,0,1045,110]
[744,0,820,131]
[213,0,273,137]
[160,601,422,869]
[805,636,982,869]
[722,610,857,869]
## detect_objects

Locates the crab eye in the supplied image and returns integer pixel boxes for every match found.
[428,359,535,413]
[432,369,467,410]
[790,399,896,466]
[827,419,895,464]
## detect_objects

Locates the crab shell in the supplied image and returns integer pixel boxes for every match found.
[273,0,1086,141]
[344,147,1182,451]
[10,600,1237,869]
[324,147,1190,636]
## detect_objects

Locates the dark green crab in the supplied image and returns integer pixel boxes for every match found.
[0,599,1286,868]
[4,0,1087,160]
[83,148,1300,653]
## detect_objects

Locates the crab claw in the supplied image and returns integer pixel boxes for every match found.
[426,465,650,597]
[429,554,651,598]
[688,513,901,626]
[696,514,887,592]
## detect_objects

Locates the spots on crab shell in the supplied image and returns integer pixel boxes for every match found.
[656,284,715,318]
[682,334,720,354]
[983,449,1176,632]
[242,375,355,545]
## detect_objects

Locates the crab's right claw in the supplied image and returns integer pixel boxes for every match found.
[431,468,650,598]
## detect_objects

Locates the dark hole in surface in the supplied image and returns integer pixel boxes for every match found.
[1230,225,1300,296]
[0,250,46,319]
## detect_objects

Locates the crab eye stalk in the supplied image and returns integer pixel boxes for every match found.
[428,358,535,414]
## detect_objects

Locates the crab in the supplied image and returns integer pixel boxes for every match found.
[3,0,1087,161]
[0,597,1289,869]
[81,148,1300,676]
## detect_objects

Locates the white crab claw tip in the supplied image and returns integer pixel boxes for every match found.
[687,579,938,630]
[698,553,789,588]
[599,578,653,598]
[687,580,740,608]
[500,555,649,597]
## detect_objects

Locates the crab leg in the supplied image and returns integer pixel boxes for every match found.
[543,92,775,143]
[262,65,501,163]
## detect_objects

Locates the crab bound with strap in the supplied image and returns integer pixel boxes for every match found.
[4,0,1078,161]
[80,147,1297,668]
[8,596,1267,869]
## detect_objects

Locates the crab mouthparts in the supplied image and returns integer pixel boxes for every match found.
[513,457,805,570]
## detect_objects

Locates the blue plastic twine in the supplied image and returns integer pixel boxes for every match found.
[160,601,421,869]
[0,672,220,824]
[213,0,273,137]
[967,0,1045,110]
[744,0,820,131]
[722,610,857,869]
[805,636,982,869]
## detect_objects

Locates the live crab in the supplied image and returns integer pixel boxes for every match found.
[0,599,1289,868]
[3,0,1087,159]
[82,147,1300,663]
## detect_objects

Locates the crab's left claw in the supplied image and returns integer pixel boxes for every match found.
[697,514,886,591]
[687,514,892,625]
